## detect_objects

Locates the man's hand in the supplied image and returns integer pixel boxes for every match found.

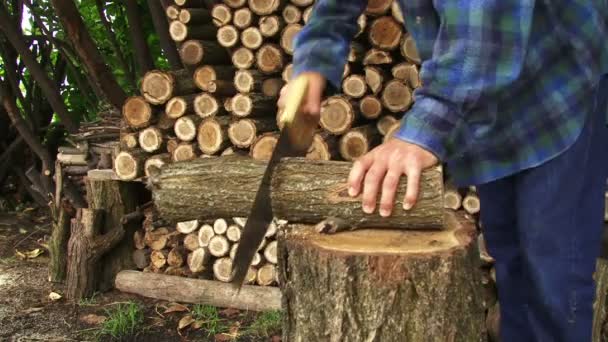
[348,138,439,217]
[277,72,327,122]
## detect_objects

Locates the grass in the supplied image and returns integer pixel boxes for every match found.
[78,292,99,306]
[0,256,17,266]
[97,301,145,340]
[191,304,229,337]
[243,311,282,337]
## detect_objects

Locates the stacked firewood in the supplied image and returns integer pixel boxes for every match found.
[115,0,422,180]
[443,184,481,216]
[132,206,284,286]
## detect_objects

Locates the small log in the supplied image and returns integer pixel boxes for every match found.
[114,149,146,180]
[150,249,168,269]
[139,127,164,153]
[392,63,420,88]
[134,230,146,250]
[280,23,302,55]
[320,95,356,135]
[383,121,401,142]
[401,34,421,64]
[120,132,139,150]
[198,224,215,247]
[223,0,246,8]
[213,218,228,234]
[363,49,393,65]
[257,264,276,286]
[184,232,201,251]
[342,74,367,98]
[258,15,283,38]
[376,115,398,135]
[256,44,284,74]
[228,118,277,148]
[169,21,218,42]
[249,0,285,15]
[141,69,198,105]
[217,25,239,48]
[144,154,171,178]
[462,190,480,215]
[392,1,404,23]
[306,133,338,161]
[209,235,230,257]
[179,40,229,66]
[368,16,402,50]
[197,117,230,155]
[241,27,264,50]
[262,78,284,97]
[359,95,383,119]
[365,66,384,95]
[231,93,276,118]
[167,247,185,267]
[157,112,177,132]
[166,94,197,119]
[172,143,198,162]
[443,183,463,211]
[235,69,263,93]
[174,115,202,142]
[187,248,209,273]
[178,8,212,25]
[282,4,301,24]
[132,249,151,269]
[122,96,156,129]
[152,158,445,229]
[194,65,235,92]
[57,152,87,166]
[176,219,199,234]
[366,0,392,15]
[174,0,207,6]
[282,63,293,82]
[194,93,225,118]
[226,224,241,242]
[232,47,256,69]
[66,208,124,300]
[278,211,485,341]
[144,227,170,250]
[213,257,233,282]
[339,125,380,161]
[245,267,258,285]
[211,4,232,27]
[382,79,412,113]
[250,132,278,160]
[166,5,180,20]
[233,7,254,29]
[264,240,277,264]
[166,137,179,155]
[290,0,313,6]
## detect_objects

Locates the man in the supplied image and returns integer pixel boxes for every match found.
[278,0,608,340]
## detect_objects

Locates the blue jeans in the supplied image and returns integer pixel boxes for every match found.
[477,76,608,341]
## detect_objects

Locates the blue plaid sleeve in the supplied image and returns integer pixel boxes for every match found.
[291,0,367,89]
[395,0,536,160]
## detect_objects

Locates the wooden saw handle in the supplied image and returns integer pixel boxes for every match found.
[280,74,317,152]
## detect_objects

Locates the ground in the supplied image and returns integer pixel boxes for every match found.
[0,208,281,342]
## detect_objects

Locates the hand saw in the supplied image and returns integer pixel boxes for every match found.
[230,74,316,289]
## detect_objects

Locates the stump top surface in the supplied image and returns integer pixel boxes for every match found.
[288,211,475,255]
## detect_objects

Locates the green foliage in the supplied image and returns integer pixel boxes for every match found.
[191,304,230,337]
[243,311,282,337]
[98,301,145,340]
[77,292,99,306]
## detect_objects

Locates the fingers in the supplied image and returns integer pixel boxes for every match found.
[361,164,387,214]
[403,166,421,210]
[277,85,289,109]
[348,154,373,197]
[302,77,323,116]
[379,169,401,217]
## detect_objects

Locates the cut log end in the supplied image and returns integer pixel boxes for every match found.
[342,74,367,99]
[217,25,239,48]
[363,49,393,65]
[141,71,174,105]
[166,96,188,119]
[282,5,301,24]
[259,15,282,37]
[249,0,281,15]
[198,224,215,247]
[264,240,277,264]
[194,93,221,118]
[250,133,278,160]
[209,235,230,257]
[232,47,255,69]
[401,34,421,64]
[184,232,200,251]
[211,4,232,27]
[169,21,188,42]
[187,248,208,274]
[320,96,355,135]
[377,115,398,135]
[177,219,199,234]
[368,16,403,50]
[256,44,284,74]
[360,95,383,119]
[256,264,276,286]
[366,0,393,15]
[123,96,153,128]
[213,257,233,282]
[241,27,263,50]
[339,130,370,162]
[382,80,412,113]
[213,218,228,235]
[139,127,164,153]
[228,119,258,148]
[114,150,145,180]
[145,154,170,178]
[172,143,197,162]
[280,24,302,55]
[179,40,204,65]
[197,118,227,155]
[233,7,253,29]
[226,225,242,242]
[365,66,384,95]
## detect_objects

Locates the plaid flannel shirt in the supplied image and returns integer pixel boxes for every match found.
[292,0,608,185]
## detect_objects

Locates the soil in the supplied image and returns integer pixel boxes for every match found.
[0,209,280,342]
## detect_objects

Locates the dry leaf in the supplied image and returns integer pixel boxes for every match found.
[219,308,240,318]
[164,303,189,314]
[191,320,203,330]
[16,248,44,260]
[49,292,62,301]
[214,333,233,342]
[80,314,107,325]
[178,314,195,330]
[15,250,26,260]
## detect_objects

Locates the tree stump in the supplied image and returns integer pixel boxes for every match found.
[278,211,486,341]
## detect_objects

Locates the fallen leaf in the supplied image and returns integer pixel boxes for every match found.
[191,320,203,330]
[15,250,26,260]
[219,308,240,318]
[80,314,107,325]
[164,303,189,314]
[214,333,233,342]
[25,248,43,258]
[49,292,62,301]
[178,314,195,330]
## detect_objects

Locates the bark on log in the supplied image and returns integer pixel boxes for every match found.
[211,4,232,27]
[231,93,276,118]
[194,93,225,118]
[194,65,235,92]
[142,69,198,105]
[115,270,281,311]
[232,47,256,69]
[368,16,402,50]
[360,95,383,119]
[151,157,445,229]
[280,23,302,55]
[139,127,164,153]
[169,21,218,42]
[381,79,412,113]
[320,96,356,135]
[123,96,156,129]
[256,44,284,74]
[233,7,255,29]
[279,211,485,341]
[241,27,264,50]
[228,118,277,148]
[114,150,147,180]
[179,40,229,66]
[259,15,283,38]
[217,25,240,48]
[197,117,230,155]
[339,125,380,161]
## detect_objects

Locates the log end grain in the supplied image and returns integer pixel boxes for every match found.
[360,95,383,119]
[217,25,239,48]
[232,47,255,69]
[194,93,220,118]
[122,96,153,128]
[280,24,302,55]
[179,40,204,66]
[197,118,227,154]
[141,71,174,105]
[320,96,355,135]
[256,44,284,74]
[241,27,263,50]
[228,119,258,148]
[369,16,403,50]
[250,133,278,160]
[382,80,412,113]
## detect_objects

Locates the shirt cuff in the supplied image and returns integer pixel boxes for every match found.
[393,97,461,161]
[292,62,343,92]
